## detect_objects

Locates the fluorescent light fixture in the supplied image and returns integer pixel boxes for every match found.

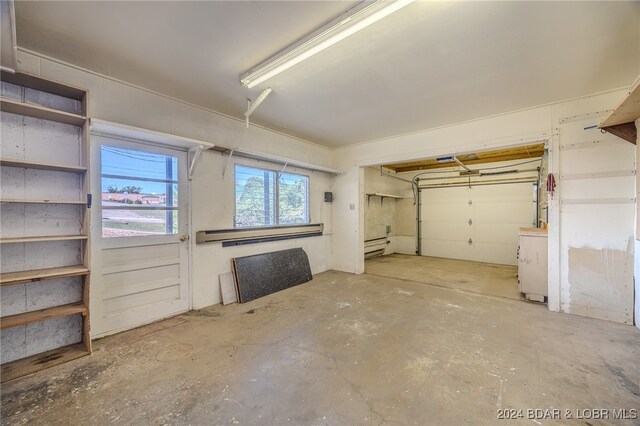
[240,0,415,88]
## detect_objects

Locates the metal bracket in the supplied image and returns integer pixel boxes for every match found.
[188,145,204,180]
[222,149,234,178]
[278,162,288,179]
[244,87,273,128]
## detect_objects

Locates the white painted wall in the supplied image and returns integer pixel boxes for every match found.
[330,89,635,325]
[15,51,335,324]
[191,152,333,308]
[554,115,634,324]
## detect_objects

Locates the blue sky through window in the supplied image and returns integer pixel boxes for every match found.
[101,146,177,195]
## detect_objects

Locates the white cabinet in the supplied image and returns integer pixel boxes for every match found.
[518,227,548,302]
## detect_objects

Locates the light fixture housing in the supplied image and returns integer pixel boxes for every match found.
[240,0,415,89]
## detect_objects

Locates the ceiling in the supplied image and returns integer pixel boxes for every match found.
[14,1,640,148]
[384,143,545,173]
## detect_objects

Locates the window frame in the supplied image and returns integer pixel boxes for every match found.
[234,163,310,228]
[99,143,180,239]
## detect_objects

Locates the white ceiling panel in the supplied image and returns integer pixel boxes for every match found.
[15,1,640,147]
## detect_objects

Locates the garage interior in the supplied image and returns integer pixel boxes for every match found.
[1,1,639,424]
[364,144,548,301]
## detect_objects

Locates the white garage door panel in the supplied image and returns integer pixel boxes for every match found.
[422,240,472,260]
[422,203,470,222]
[475,203,532,223]
[422,222,470,241]
[474,223,523,245]
[421,183,534,266]
[473,242,518,264]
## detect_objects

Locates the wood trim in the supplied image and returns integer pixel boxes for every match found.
[386,143,545,173]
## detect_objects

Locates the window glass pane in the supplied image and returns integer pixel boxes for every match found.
[101,146,178,180]
[102,179,177,207]
[279,172,309,225]
[235,165,275,227]
[101,145,178,238]
[102,209,178,238]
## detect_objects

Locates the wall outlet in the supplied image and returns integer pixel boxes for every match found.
[349,203,356,210]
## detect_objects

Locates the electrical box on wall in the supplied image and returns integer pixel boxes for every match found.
[324,192,333,202]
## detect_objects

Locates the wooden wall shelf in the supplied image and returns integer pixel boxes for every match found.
[0,198,87,205]
[1,97,86,126]
[0,302,87,330]
[0,158,86,173]
[0,235,88,244]
[0,265,90,286]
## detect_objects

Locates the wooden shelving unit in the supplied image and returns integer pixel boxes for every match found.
[0,70,92,382]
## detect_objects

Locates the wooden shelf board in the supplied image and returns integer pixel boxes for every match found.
[600,78,640,128]
[0,235,88,244]
[1,70,86,101]
[0,97,86,126]
[366,192,403,198]
[1,265,89,285]
[0,198,86,205]
[0,158,86,173]
[1,302,87,329]
[1,343,90,383]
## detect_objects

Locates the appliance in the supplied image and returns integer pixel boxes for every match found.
[240,0,415,88]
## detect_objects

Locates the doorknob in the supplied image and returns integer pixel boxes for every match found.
[179,234,189,242]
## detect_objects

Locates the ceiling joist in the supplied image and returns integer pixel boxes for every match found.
[384,143,545,173]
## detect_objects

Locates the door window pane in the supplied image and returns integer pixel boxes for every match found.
[101,146,178,238]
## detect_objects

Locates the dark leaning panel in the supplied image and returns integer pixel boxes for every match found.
[232,248,313,303]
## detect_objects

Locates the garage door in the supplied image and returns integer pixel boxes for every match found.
[420,183,535,265]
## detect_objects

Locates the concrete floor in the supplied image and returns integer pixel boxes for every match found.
[2,270,639,425]
[366,254,521,300]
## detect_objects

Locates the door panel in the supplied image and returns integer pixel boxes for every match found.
[420,183,534,265]
[90,135,189,337]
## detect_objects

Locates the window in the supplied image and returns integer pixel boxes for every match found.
[235,164,309,227]
[101,146,178,238]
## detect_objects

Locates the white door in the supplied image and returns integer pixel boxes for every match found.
[90,136,190,337]
[420,183,535,265]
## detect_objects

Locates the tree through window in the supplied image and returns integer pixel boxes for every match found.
[235,165,309,227]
